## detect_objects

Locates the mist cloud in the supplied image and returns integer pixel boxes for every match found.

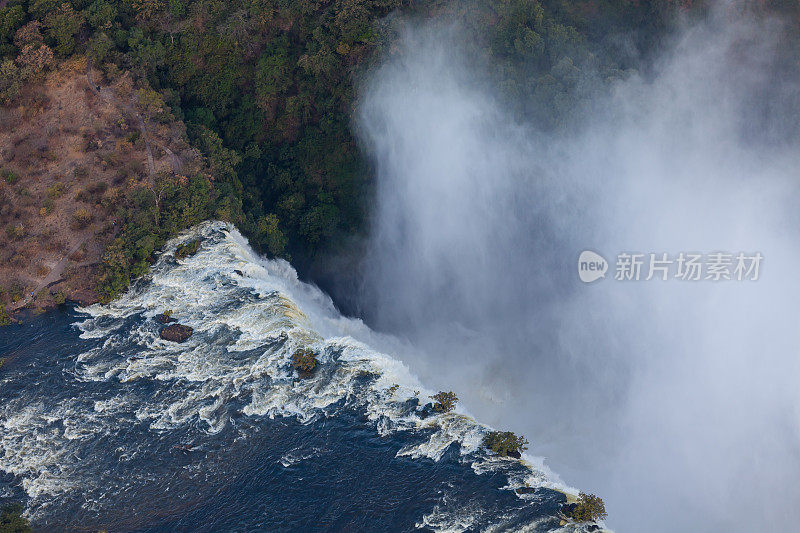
[356,3,800,532]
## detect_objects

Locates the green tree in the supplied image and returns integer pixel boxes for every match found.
[45,3,83,57]
[0,302,10,326]
[0,59,22,104]
[432,391,458,413]
[567,492,607,522]
[0,502,32,533]
[86,0,118,30]
[0,6,26,55]
[483,431,529,457]
[255,214,287,257]
[88,32,114,63]
[125,0,165,20]
[291,348,318,373]
[97,238,132,304]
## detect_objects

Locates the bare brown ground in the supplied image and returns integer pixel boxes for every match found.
[0,56,200,317]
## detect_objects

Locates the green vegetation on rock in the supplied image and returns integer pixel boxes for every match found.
[291,348,318,374]
[0,503,32,533]
[95,173,214,303]
[566,492,607,522]
[432,391,458,413]
[0,302,10,326]
[175,238,201,260]
[483,430,529,457]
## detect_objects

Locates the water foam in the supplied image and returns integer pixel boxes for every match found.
[1,222,599,531]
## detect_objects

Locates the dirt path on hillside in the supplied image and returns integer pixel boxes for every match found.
[86,62,157,179]
[86,62,183,178]
[8,63,161,314]
[8,237,89,312]
[0,59,195,317]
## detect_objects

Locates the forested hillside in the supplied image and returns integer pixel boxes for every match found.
[3,0,792,310]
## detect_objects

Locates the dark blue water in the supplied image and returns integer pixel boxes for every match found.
[0,224,581,532]
[0,310,568,532]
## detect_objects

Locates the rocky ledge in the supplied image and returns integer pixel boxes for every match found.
[159,324,193,343]
[155,313,176,324]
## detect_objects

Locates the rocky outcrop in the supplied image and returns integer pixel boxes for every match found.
[156,313,176,324]
[175,239,202,260]
[159,324,193,342]
[418,403,435,419]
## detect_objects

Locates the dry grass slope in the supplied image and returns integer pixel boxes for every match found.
[0,56,200,316]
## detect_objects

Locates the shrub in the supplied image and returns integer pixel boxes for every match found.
[0,502,32,532]
[17,43,54,78]
[566,492,607,522]
[73,165,89,180]
[100,187,122,209]
[88,181,108,196]
[137,86,168,121]
[46,182,64,198]
[75,189,89,203]
[8,284,23,303]
[433,391,458,413]
[1,168,19,184]
[5,224,24,240]
[175,238,201,259]
[291,348,317,373]
[96,238,131,304]
[0,60,23,104]
[100,151,121,167]
[0,303,9,326]
[14,21,43,48]
[255,214,287,257]
[483,431,529,457]
[73,207,92,228]
[40,197,54,216]
[52,291,66,305]
[115,167,131,183]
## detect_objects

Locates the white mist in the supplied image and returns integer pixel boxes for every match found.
[356,5,800,532]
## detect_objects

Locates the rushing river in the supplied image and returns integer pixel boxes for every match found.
[0,221,598,532]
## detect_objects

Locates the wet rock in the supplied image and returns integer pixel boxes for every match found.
[418,402,434,419]
[404,397,421,411]
[586,525,600,532]
[156,313,176,324]
[507,450,522,459]
[515,487,536,495]
[160,323,193,342]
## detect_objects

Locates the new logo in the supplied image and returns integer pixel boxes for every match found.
[578,250,608,283]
